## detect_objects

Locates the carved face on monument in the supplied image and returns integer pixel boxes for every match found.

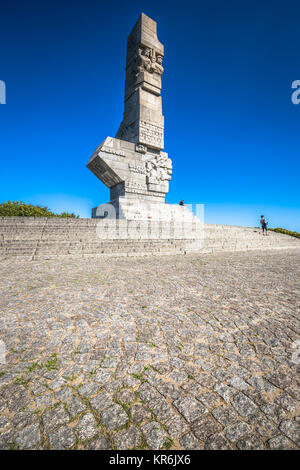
[156,55,163,65]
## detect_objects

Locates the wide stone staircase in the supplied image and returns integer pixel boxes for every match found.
[0,217,299,259]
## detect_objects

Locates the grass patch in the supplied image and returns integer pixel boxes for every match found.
[25,362,41,373]
[14,377,30,388]
[89,369,97,377]
[136,435,148,450]
[65,374,78,382]
[44,353,59,371]
[163,437,174,449]
[268,227,300,239]
[131,373,147,383]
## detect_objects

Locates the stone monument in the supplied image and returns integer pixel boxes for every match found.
[87,13,203,246]
[87,13,175,219]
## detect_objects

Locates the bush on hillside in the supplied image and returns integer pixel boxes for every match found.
[0,201,79,218]
[268,227,300,239]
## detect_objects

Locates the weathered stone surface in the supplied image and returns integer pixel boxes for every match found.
[197,392,220,409]
[227,376,250,391]
[0,250,300,450]
[76,413,98,441]
[49,426,76,450]
[236,435,265,450]
[141,422,167,450]
[192,415,222,442]
[214,383,236,403]
[117,389,136,404]
[138,382,173,421]
[231,392,258,418]
[67,397,86,417]
[247,376,277,394]
[0,429,14,450]
[225,422,251,442]
[131,403,151,424]
[274,393,299,412]
[34,392,54,409]
[42,405,69,432]
[268,434,296,450]
[260,403,289,424]
[204,432,232,450]
[100,405,128,430]
[16,423,40,449]
[279,420,300,446]
[173,396,206,423]
[78,382,100,398]
[212,405,238,426]
[0,384,30,412]
[113,426,141,450]
[165,414,189,438]
[266,372,293,389]
[180,432,203,450]
[13,411,38,430]
[0,416,10,432]
[90,391,113,412]
[85,436,111,450]
[248,413,278,438]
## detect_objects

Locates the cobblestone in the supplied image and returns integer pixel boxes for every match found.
[225,421,252,442]
[0,249,299,449]
[113,426,141,449]
[15,423,40,449]
[76,413,98,441]
[173,396,206,423]
[180,432,203,450]
[100,405,128,430]
[49,426,76,450]
[141,422,167,450]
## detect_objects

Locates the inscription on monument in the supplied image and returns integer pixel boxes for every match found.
[102,146,126,157]
[128,163,146,175]
[139,121,164,148]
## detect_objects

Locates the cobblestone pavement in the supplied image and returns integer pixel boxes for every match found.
[0,249,300,450]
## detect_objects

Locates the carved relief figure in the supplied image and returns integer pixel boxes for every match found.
[145,154,172,185]
[153,54,164,75]
[136,47,164,76]
[136,47,152,74]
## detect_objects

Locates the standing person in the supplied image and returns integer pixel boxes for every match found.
[260,215,268,235]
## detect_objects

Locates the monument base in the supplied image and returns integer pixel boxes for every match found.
[92,198,200,221]
[91,199,204,245]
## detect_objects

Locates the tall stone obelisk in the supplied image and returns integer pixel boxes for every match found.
[87,13,172,218]
[115,13,165,150]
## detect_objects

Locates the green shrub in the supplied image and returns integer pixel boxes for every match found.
[268,227,300,239]
[0,201,79,218]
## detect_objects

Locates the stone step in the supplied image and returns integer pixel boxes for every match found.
[0,217,299,258]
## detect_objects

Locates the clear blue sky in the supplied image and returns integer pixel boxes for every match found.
[0,0,300,230]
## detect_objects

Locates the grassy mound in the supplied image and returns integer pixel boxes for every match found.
[0,201,79,218]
